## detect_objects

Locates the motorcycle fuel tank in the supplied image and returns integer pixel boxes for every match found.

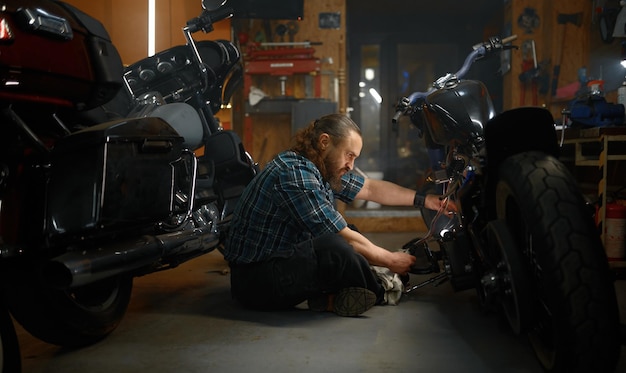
[423,80,495,146]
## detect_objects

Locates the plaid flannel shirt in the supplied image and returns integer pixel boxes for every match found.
[224,151,364,264]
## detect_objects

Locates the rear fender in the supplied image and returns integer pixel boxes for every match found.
[483,107,559,217]
[485,107,559,171]
[484,107,559,170]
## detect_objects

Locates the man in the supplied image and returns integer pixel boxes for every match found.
[224,114,455,317]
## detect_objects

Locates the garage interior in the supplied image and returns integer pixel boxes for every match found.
[8,0,626,371]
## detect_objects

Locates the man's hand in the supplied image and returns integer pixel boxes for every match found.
[386,250,416,275]
[424,194,457,214]
[340,226,418,275]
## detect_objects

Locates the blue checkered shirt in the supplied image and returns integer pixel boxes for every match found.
[224,150,364,264]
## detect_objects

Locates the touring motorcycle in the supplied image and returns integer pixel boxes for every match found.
[393,35,621,372]
[0,0,256,355]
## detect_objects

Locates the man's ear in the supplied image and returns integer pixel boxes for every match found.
[319,133,330,150]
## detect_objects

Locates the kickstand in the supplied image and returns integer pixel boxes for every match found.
[404,272,448,294]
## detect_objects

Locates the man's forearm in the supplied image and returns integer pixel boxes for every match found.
[338,226,390,266]
[357,179,415,206]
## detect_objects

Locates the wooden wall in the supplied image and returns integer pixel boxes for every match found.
[232,0,346,105]
[63,0,231,63]
[231,0,347,168]
[503,0,591,119]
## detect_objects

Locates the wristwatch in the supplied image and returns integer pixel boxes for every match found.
[413,192,425,208]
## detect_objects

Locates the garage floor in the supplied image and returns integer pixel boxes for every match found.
[16,232,626,373]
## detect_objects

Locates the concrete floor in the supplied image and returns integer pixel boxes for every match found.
[15,232,626,373]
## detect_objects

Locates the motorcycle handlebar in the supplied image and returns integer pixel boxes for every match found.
[392,96,412,124]
[392,35,518,123]
[209,6,235,24]
[186,6,234,33]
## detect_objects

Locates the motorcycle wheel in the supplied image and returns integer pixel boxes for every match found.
[495,151,620,373]
[0,298,20,373]
[484,219,532,335]
[3,264,132,348]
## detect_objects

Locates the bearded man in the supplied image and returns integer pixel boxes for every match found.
[224,114,453,317]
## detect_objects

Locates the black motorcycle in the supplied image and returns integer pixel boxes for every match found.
[394,36,621,372]
[0,0,255,352]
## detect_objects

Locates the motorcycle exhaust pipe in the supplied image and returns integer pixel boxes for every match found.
[43,225,220,289]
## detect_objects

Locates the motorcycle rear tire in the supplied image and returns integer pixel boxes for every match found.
[0,297,20,373]
[3,263,132,348]
[495,151,620,373]
[484,219,533,336]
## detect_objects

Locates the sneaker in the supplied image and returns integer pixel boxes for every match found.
[333,287,377,316]
[308,287,377,317]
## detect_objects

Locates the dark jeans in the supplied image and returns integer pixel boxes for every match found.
[229,233,385,310]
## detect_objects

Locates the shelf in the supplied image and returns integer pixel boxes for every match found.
[560,127,626,254]
[245,98,297,113]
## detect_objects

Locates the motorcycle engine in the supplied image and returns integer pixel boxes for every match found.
[423,80,496,146]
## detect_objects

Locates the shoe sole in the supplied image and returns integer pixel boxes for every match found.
[333,287,377,317]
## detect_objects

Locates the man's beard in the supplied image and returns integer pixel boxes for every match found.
[322,155,345,191]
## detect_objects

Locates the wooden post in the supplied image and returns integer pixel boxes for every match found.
[338,34,347,114]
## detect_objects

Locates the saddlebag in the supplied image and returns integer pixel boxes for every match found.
[46,117,184,240]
